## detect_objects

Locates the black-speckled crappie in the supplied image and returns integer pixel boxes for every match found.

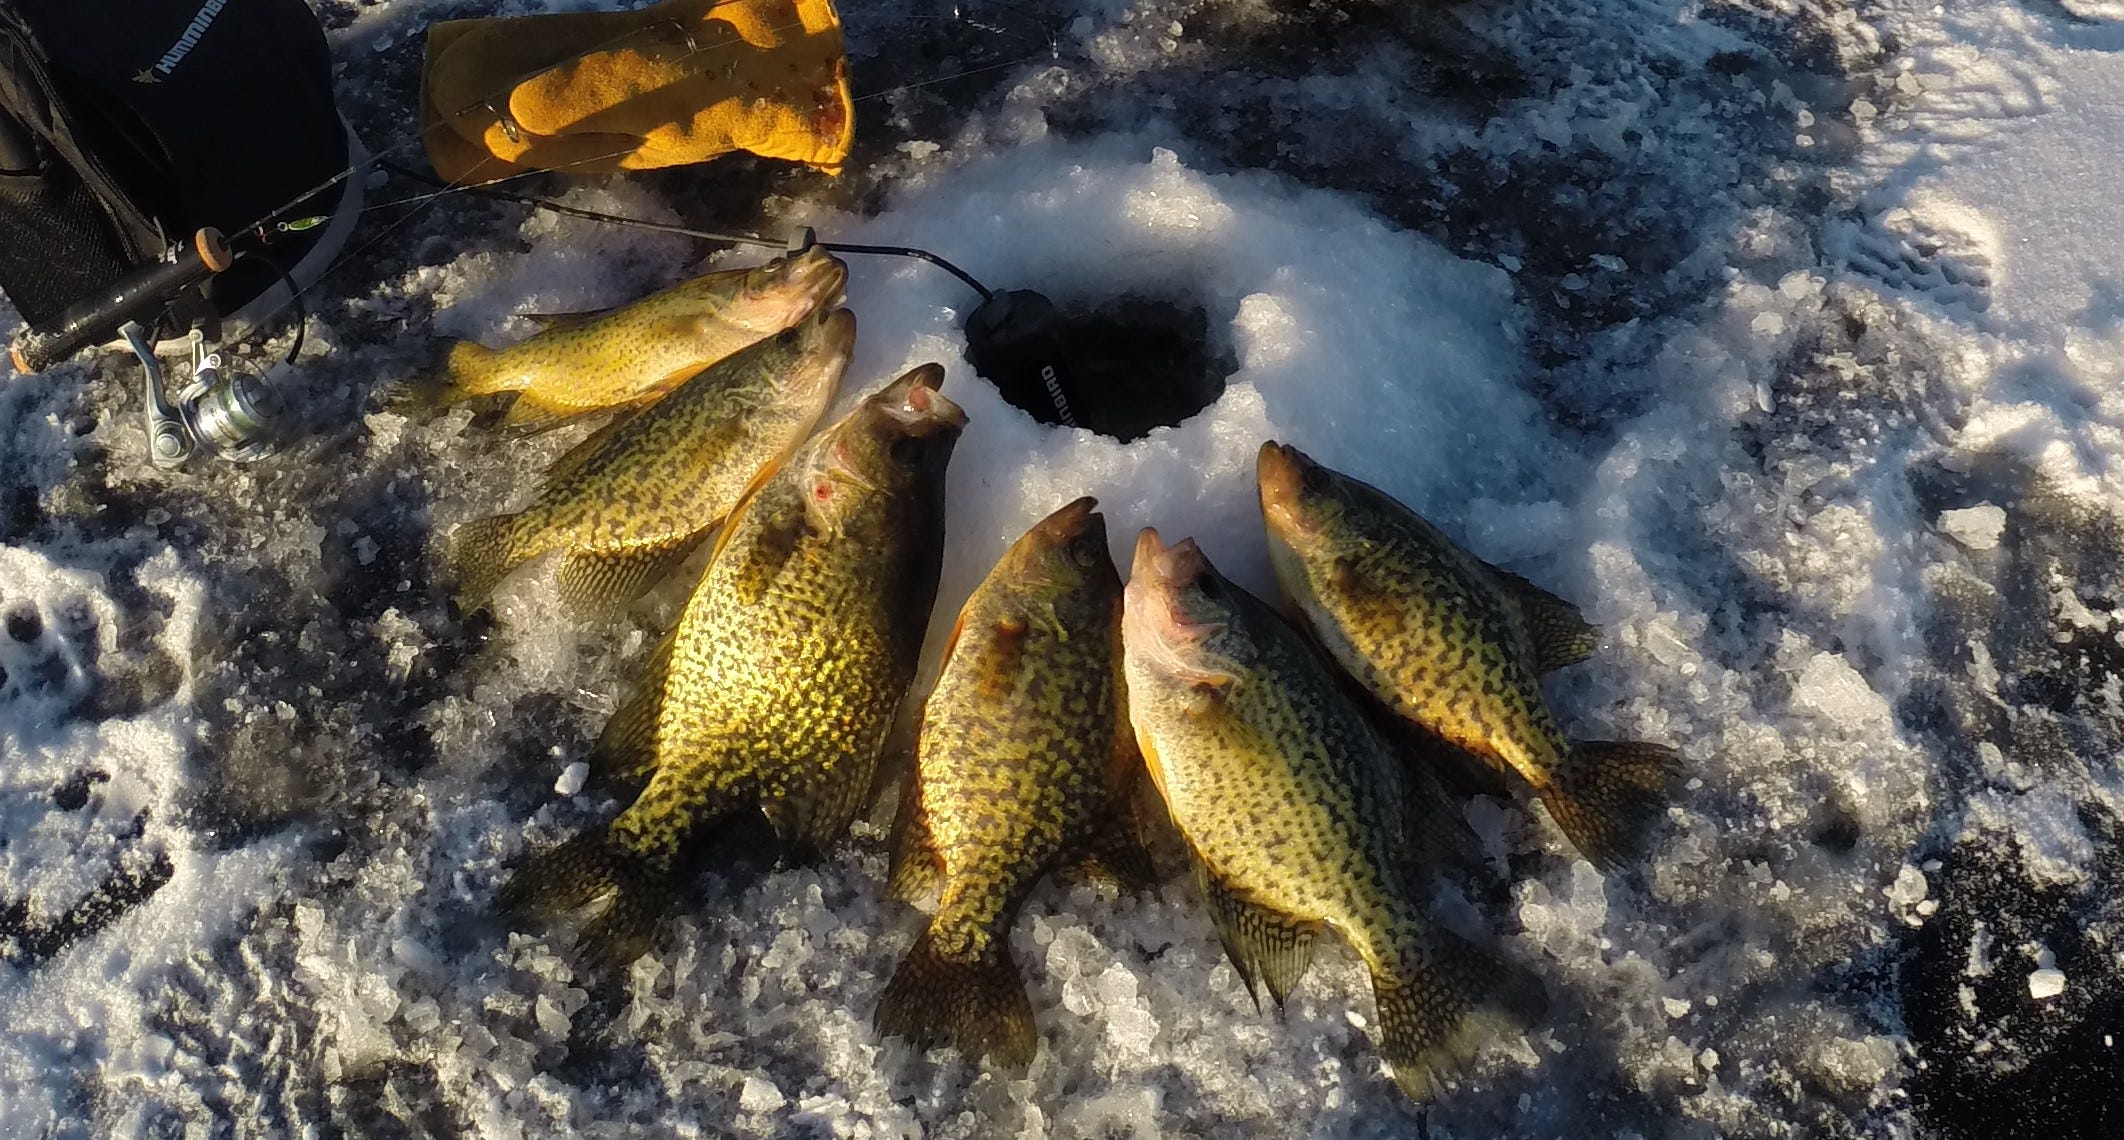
[1258,441,1680,869]
[405,246,846,429]
[447,307,853,617]
[1122,528,1544,1103]
[502,365,964,969]
[875,497,1151,1068]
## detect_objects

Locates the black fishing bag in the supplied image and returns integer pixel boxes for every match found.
[0,0,351,342]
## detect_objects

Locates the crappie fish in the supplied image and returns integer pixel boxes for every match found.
[405,246,846,429]
[448,307,853,617]
[1257,441,1680,869]
[876,497,1151,1068]
[1122,529,1543,1103]
[503,365,965,969]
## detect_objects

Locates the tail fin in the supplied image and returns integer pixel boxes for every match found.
[447,513,527,611]
[874,924,1038,1069]
[1371,934,1547,1103]
[498,826,667,974]
[382,340,501,414]
[1542,740,1683,869]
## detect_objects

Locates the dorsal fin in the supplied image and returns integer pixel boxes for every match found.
[1479,562,1599,673]
[517,306,616,335]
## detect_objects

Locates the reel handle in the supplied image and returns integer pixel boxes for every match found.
[9,228,233,374]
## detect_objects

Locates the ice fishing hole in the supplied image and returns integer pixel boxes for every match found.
[968,292,1234,442]
[5,605,41,644]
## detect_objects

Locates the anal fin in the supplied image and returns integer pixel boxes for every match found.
[1067,800,1159,890]
[557,534,708,620]
[496,391,588,433]
[590,624,681,788]
[1194,859,1317,1009]
[762,751,881,853]
[886,771,944,903]
[1480,562,1599,673]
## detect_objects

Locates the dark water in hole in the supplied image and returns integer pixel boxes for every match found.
[979,294,1233,442]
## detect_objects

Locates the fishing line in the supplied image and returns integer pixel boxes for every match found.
[211,142,636,365]
[374,160,997,301]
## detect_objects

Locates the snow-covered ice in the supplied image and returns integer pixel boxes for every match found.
[3,0,2122,1136]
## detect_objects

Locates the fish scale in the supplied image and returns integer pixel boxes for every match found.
[500,366,963,970]
[1258,441,1680,869]
[875,497,1148,1068]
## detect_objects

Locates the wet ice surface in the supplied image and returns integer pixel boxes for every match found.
[3,0,2122,1136]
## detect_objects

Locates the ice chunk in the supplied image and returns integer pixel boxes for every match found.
[1790,653,1891,726]
[740,1073,787,1113]
[2028,946,2066,999]
[1937,504,2006,551]
[554,762,589,797]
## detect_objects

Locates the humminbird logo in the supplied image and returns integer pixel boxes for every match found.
[134,0,228,83]
[1040,364,1078,428]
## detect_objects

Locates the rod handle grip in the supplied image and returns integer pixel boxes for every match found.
[9,228,231,374]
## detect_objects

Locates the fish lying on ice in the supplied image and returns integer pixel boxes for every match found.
[875,497,1152,1067]
[502,365,965,969]
[1123,527,1545,1102]
[1257,440,1681,869]
[399,246,847,430]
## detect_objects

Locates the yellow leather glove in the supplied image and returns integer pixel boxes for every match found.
[420,0,853,184]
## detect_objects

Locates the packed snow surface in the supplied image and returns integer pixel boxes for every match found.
[3,0,2123,1137]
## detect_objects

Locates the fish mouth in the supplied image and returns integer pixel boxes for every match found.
[1126,529,1226,648]
[813,307,859,357]
[1256,440,1323,541]
[886,364,968,430]
[1132,527,1211,585]
[1132,527,1171,583]
[784,308,857,399]
[1035,496,1101,542]
[743,248,848,324]
[1015,496,1106,578]
[788,247,850,307]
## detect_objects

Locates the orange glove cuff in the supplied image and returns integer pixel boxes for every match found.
[420,0,853,184]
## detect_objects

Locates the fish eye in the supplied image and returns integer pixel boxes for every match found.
[1069,537,1104,569]
[889,436,926,465]
[1302,465,1333,493]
